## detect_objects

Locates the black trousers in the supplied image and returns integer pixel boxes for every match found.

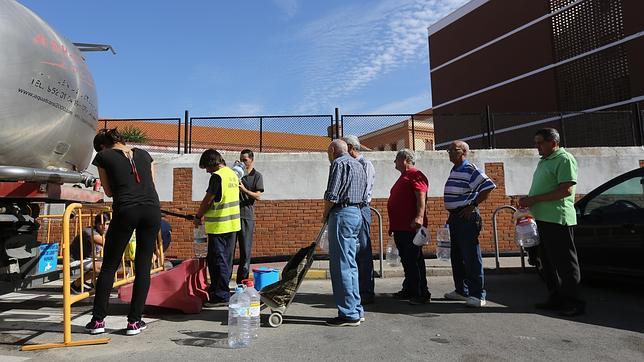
[207,231,236,301]
[230,218,254,284]
[93,205,160,322]
[393,231,430,298]
[536,220,584,306]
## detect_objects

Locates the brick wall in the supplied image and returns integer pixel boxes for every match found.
[162,163,523,260]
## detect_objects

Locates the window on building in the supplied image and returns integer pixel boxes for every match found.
[390,143,397,151]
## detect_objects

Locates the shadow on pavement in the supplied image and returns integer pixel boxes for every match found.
[357,273,644,334]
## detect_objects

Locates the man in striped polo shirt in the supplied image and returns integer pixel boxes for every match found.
[443,141,496,307]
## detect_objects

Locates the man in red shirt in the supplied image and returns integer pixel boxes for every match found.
[387,149,431,305]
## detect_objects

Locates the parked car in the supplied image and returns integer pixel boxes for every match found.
[526,167,644,282]
[574,167,644,280]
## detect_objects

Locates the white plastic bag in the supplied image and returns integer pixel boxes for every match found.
[319,226,329,252]
[412,226,429,246]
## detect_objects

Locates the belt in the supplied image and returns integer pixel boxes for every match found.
[334,202,362,209]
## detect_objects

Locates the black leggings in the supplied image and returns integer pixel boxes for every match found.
[92,205,160,322]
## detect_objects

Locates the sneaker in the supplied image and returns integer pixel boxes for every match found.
[126,320,147,336]
[360,317,365,322]
[326,316,360,327]
[70,282,83,295]
[408,296,431,305]
[391,290,412,300]
[444,290,469,301]
[85,319,106,335]
[466,296,486,308]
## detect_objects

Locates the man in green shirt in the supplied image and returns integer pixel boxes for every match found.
[519,128,585,317]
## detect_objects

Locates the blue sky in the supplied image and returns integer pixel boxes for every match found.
[20,0,467,119]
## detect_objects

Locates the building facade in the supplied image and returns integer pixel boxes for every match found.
[428,0,644,149]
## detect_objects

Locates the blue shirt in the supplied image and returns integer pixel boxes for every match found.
[324,153,368,204]
[356,154,375,203]
[444,160,496,210]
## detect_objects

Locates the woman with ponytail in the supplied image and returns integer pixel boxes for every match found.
[85,128,161,336]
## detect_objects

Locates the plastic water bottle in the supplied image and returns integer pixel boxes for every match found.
[228,285,252,348]
[514,209,540,248]
[386,235,401,267]
[319,226,329,252]
[436,224,451,262]
[193,224,207,258]
[242,280,261,339]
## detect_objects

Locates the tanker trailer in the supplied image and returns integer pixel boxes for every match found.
[0,0,108,283]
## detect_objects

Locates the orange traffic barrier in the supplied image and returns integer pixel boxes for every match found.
[21,203,165,351]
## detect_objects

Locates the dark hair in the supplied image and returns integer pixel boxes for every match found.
[535,128,560,144]
[94,212,111,226]
[93,128,125,152]
[240,149,254,160]
[199,149,225,169]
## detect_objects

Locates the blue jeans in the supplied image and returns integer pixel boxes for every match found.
[357,206,375,299]
[328,206,363,320]
[448,210,486,300]
[393,231,430,298]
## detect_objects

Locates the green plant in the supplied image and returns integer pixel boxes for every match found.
[120,125,148,144]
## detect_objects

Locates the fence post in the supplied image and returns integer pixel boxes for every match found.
[559,112,567,147]
[176,118,181,154]
[184,110,189,154]
[259,117,263,152]
[485,105,493,149]
[633,102,643,146]
[411,115,416,151]
[335,107,340,139]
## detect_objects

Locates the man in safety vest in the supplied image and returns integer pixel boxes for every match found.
[194,149,241,307]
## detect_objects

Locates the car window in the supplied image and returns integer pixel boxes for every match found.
[584,176,644,216]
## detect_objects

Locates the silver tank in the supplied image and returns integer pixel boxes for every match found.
[0,0,97,172]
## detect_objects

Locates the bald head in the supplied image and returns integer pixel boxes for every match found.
[447,140,469,165]
[452,140,469,155]
[327,139,348,162]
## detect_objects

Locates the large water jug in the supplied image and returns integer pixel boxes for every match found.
[193,224,207,258]
[228,285,252,348]
[514,209,540,248]
[242,279,261,339]
[436,224,451,262]
[386,235,401,267]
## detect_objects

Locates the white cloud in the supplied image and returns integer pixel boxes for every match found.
[228,102,265,115]
[292,0,468,113]
[370,93,431,114]
[272,0,297,18]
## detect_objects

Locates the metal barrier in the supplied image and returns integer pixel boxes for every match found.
[491,205,526,271]
[21,203,166,351]
[369,207,384,278]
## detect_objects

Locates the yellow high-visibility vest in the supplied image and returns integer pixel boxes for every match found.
[204,167,241,234]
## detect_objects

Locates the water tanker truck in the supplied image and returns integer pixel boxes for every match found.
[0,0,108,283]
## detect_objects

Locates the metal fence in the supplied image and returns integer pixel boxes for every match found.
[99,118,182,154]
[186,113,334,153]
[433,103,644,149]
[97,103,644,155]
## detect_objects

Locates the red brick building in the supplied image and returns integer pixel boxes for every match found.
[428,0,644,149]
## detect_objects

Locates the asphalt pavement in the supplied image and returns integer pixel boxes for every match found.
[0,267,643,362]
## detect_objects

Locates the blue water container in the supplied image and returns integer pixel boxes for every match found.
[252,266,279,291]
